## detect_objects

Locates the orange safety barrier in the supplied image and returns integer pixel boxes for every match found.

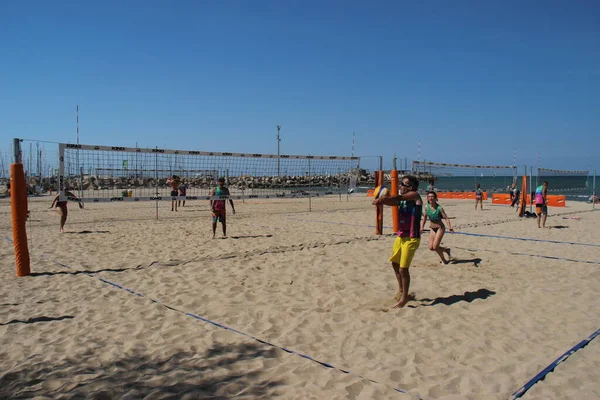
[493,193,513,205]
[547,195,566,207]
[10,164,31,277]
[366,189,375,197]
[525,194,566,207]
[435,191,488,200]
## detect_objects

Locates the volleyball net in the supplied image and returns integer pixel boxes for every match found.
[536,168,590,192]
[56,142,360,203]
[411,160,518,192]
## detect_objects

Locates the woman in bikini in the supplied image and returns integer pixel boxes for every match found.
[420,191,454,264]
[475,183,484,210]
[50,189,83,232]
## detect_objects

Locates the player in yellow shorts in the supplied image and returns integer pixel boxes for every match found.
[373,175,423,308]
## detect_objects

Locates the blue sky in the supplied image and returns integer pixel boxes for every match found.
[1,0,599,172]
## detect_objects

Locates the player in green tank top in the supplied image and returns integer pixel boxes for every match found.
[475,183,484,210]
[420,191,454,264]
[210,177,236,238]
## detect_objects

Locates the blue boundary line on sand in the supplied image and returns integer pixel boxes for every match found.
[285,218,600,248]
[454,246,600,266]
[2,235,425,400]
[510,327,600,399]
[282,220,600,398]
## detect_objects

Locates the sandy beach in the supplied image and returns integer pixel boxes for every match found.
[1,195,599,399]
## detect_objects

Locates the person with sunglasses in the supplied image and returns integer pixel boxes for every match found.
[372,175,422,308]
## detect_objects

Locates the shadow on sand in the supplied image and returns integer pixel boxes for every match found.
[410,288,496,308]
[0,315,74,326]
[230,234,273,239]
[450,258,482,267]
[0,342,283,399]
[64,230,111,234]
[30,266,143,277]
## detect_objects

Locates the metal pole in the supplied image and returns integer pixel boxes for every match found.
[529,166,533,213]
[593,170,596,210]
[76,105,82,202]
[155,147,159,220]
[276,125,281,176]
[308,157,312,212]
[13,138,22,164]
[378,156,383,172]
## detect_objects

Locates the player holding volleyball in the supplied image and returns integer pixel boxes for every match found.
[372,175,422,308]
[210,177,235,238]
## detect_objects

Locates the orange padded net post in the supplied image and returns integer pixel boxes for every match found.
[375,171,384,235]
[390,170,399,233]
[11,163,31,277]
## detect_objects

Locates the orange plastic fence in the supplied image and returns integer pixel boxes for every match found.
[492,193,566,207]
[370,190,488,200]
[525,194,566,207]
[435,191,488,200]
[492,194,512,204]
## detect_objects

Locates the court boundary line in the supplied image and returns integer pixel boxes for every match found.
[285,218,600,248]
[510,327,600,399]
[2,235,426,400]
[454,246,600,266]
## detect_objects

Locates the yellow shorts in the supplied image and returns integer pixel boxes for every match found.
[389,237,420,268]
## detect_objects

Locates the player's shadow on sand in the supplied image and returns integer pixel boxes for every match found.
[30,266,139,277]
[230,234,273,239]
[411,288,495,308]
[550,225,569,229]
[0,315,74,326]
[0,342,283,399]
[450,258,482,267]
[63,230,110,234]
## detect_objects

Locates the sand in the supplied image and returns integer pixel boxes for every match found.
[1,194,599,399]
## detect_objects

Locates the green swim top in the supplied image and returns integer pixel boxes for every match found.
[426,204,443,223]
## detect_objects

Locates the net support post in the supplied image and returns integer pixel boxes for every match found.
[593,170,596,210]
[58,143,67,202]
[390,170,399,232]
[375,170,384,235]
[10,162,31,277]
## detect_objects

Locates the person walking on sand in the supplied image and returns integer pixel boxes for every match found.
[210,177,235,238]
[50,189,83,232]
[475,183,484,210]
[510,182,520,211]
[535,181,549,228]
[178,181,188,208]
[167,175,181,212]
[372,175,422,309]
[421,191,454,264]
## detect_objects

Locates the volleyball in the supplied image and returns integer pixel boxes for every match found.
[373,185,389,199]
